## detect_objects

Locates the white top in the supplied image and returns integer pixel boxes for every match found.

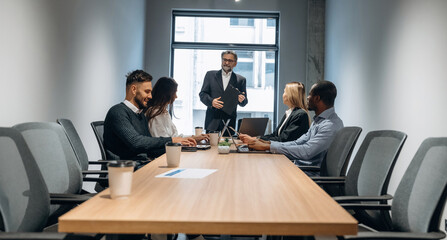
[221,70,232,90]
[277,108,293,135]
[148,109,182,137]
[123,100,143,113]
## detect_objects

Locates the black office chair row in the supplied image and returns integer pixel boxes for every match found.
[0,125,102,239]
[299,126,447,239]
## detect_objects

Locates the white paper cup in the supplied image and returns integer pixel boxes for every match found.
[166,142,182,167]
[107,160,135,199]
[195,127,203,136]
[209,131,219,146]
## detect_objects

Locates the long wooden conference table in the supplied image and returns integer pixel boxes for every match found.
[59,147,357,236]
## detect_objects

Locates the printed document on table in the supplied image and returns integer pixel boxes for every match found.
[156,168,217,179]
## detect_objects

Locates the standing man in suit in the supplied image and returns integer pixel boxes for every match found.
[199,50,248,134]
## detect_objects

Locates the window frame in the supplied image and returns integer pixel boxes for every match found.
[170,9,280,128]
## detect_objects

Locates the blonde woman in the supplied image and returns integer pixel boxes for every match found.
[240,82,310,143]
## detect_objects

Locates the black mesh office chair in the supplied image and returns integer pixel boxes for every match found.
[340,137,447,239]
[299,126,362,196]
[315,130,407,231]
[90,121,107,160]
[57,119,109,172]
[0,127,99,239]
[13,122,94,225]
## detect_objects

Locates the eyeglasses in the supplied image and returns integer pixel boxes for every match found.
[222,58,235,63]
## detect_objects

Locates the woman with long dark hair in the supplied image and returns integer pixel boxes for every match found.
[146,77,208,142]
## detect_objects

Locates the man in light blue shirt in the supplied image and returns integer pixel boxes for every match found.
[248,80,343,172]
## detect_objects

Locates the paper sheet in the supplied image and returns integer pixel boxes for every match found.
[156,168,217,179]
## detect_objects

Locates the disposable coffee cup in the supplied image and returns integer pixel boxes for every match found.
[107,160,135,199]
[195,126,203,136]
[166,142,182,167]
[209,131,219,146]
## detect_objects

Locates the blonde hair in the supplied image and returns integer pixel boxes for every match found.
[285,82,311,124]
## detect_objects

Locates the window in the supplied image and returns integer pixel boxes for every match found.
[230,18,254,27]
[171,10,279,135]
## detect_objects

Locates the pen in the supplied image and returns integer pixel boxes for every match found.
[165,169,185,176]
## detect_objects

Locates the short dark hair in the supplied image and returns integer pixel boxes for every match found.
[221,50,238,62]
[125,70,152,86]
[311,80,337,107]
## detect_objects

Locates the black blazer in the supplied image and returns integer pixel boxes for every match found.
[261,108,310,142]
[199,70,248,131]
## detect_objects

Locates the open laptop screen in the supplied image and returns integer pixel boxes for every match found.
[238,118,269,137]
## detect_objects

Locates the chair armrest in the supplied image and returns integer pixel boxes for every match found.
[312,176,346,181]
[50,193,93,204]
[298,166,321,172]
[82,177,108,185]
[88,160,109,165]
[82,170,108,175]
[334,194,393,203]
[0,232,68,239]
[340,203,391,211]
[343,231,446,240]
[0,232,102,240]
[312,176,346,185]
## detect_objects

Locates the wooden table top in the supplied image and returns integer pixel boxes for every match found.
[58,147,357,236]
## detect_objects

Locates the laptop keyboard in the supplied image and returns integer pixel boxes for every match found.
[237,145,250,152]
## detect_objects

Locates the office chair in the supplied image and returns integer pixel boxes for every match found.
[340,137,447,239]
[90,121,107,160]
[57,118,109,189]
[315,130,407,231]
[299,126,362,196]
[13,122,95,225]
[0,127,100,240]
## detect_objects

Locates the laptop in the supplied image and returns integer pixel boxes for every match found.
[238,118,269,137]
[226,130,270,154]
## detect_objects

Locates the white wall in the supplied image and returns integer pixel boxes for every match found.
[0,0,146,160]
[144,0,309,120]
[326,0,447,231]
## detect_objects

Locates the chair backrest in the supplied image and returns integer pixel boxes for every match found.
[345,130,407,230]
[0,127,50,232]
[321,126,363,177]
[90,121,106,160]
[57,118,89,171]
[13,122,82,222]
[392,137,447,233]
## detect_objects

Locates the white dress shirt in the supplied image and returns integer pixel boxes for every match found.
[221,70,232,90]
[123,100,143,114]
[277,108,293,135]
[148,109,182,137]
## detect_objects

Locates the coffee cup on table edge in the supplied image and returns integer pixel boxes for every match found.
[195,126,203,136]
[209,131,219,146]
[107,160,135,200]
[165,142,182,167]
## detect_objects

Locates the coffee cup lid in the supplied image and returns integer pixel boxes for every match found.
[166,142,182,146]
[107,160,135,168]
[195,126,203,129]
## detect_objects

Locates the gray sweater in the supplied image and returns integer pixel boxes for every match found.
[104,103,171,160]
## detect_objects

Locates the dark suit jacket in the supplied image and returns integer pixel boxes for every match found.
[261,107,310,142]
[199,70,248,131]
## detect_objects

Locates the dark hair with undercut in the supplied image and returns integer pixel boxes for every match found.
[221,50,238,62]
[311,80,337,107]
[125,70,153,87]
[145,77,178,119]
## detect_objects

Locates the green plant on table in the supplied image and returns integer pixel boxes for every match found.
[218,138,231,146]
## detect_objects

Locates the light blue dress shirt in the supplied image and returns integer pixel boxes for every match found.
[270,107,344,166]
